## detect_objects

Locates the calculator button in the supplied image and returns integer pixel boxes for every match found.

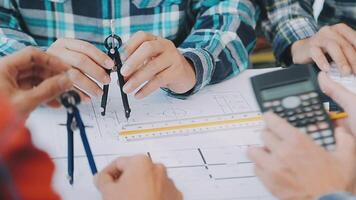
[286,110,295,116]
[299,119,308,126]
[310,132,321,139]
[323,137,335,144]
[309,92,318,98]
[300,94,310,100]
[263,102,273,108]
[278,113,286,118]
[318,122,330,130]
[314,139,323,146]
[314,110,323,116]
[308,118,317,124]
[272,100,281,107]
[297,114,305,119]
[321,130,333,137]
[306,112,314,118]
[302,101,311,107]
[282,96,301,109]
[295,108,303,114]
[307,125,318,132]
[298,127,307,133]
[303,107,313,112]
[326,144,336,151]
[288,116,297,122]
[311,98,320,105]
[316,116,326,121]
[290,122,298,126]
[312,104,322,110]
[274,106,284,113]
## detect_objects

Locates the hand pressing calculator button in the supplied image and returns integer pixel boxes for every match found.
[251,65,336,151]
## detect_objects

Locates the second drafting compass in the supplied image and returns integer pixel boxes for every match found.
[101,20,131,120]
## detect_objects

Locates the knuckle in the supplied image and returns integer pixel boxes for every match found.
[135,155,151,165]
[320,26,331,34]
[142,41,154,52]
[76,54,89,66]
[334,23,348,29]
[155,163,167,175]
[136,31,148,39]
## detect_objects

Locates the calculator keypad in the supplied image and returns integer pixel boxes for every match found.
[263,92,336,150]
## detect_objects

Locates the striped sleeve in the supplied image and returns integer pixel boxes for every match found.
[0,1,38,56]
[167,0,258,99]
[258,0,318,64]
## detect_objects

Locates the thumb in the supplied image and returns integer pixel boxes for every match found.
[21,73,72,114]
[335,127,356,158]
[318,72,356,111]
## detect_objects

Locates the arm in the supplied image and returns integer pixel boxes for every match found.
[175,0,258,98]
[0,1,38,56]
[258,0,318,65]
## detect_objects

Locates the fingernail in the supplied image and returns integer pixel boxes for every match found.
[123,83,131,94]
[96,89,104,97]
[58,75,71,90]
[121,64,129,76]
[104,75,111,84]
[323,65,330,71]
[66,69,77,81]
[135,92,144,100]
[342,66,351,76]
[119,46,128,61]
[105,59,115,69]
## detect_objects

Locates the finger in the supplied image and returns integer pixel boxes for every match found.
[53,48,111,84]
[46,99,62,108]
[333,23,356,47]
[261,130,283,153]
[323,40,351,75]
[123,53,170,94]
[115,155,152,172]
[247,147,272,169]
[318,72,356,111]
[121,39,164,76]
[14,73,72,115]
[310,46,330,71]
[325,28,356,73]
[1,47,70,75]
[67,69,103,97]
[134,67,170,99]
[120,31,157,61]
[94,159,123,189]
[60,38,114,69]
[335,127,356,157]
[263,112,300,141]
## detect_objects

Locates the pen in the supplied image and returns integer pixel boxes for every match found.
[329,112,348,120]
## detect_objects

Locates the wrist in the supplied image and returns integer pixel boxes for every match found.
[291,39,310,64]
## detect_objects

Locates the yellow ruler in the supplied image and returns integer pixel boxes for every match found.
[119,112,263,141]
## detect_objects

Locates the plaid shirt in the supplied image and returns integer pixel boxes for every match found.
[257,0,356,64]
[0,0,258,98]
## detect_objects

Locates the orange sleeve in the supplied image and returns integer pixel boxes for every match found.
[0,96,60,200]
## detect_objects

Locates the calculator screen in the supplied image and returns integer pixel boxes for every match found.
[261,81,314,101]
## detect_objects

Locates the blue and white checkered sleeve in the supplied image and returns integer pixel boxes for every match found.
[259,0,318,63]
[0,3,38,56]
[166,0,258,99]
[318,192,356,200]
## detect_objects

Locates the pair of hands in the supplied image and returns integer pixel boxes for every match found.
[292,23,356,75]
[94,155,182,200]
[47,31,196,100]
[0,47,183,200]
[248,73,356,200]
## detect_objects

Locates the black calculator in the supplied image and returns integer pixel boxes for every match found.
[251,65,336,150]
